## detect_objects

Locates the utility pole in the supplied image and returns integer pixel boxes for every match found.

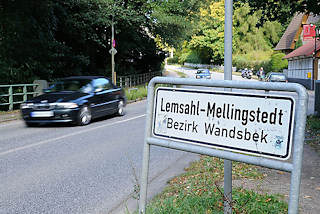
[110,16,117,85]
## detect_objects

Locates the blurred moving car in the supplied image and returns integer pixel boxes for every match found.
[265,73,288,83]
[21,76,126,126]
[196,69,212,79]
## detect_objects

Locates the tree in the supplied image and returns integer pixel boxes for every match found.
[270,53,288,72]
[184,0,225,64]
[0,0,206,84]
[149,0,202,48]
[237,0,320,27]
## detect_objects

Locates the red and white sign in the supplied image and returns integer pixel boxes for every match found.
[303,24,316,41]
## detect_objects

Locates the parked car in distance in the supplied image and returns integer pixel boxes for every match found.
[21,76,126,127]
[265,73,288,83]
[196,69,212,79]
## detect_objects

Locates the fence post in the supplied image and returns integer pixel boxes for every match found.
[9,86,13,111]
[23,85,27,102]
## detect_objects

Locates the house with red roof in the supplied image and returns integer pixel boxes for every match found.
[283,40,319,89]
[275,13,319,89]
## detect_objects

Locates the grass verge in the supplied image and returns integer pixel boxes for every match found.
[140,156,288,213]
[176,71,187,78]
[124,84,148,102]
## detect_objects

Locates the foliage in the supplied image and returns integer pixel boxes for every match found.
[173,1,284,67]
[179,50,203,64]
[270,53,288,72]
[0,0,202,84]
[148,0,202,48]
[236,0,320,27]
[295,36,303,49]
[233,3,283,54]
[186,0,225,65]
[235,0,294,26]
[125,85,147,101]
[167,56,179,64]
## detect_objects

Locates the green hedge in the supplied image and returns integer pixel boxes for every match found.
[167,56,179,64]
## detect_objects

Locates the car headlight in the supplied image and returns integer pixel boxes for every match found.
[21,103,34,109]
[55,102,78,109]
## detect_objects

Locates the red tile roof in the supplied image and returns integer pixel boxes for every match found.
[284,39,320,59]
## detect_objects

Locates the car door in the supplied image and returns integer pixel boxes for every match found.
[105,81,123,112]
[92,78,118,115]
[91,78,111,116]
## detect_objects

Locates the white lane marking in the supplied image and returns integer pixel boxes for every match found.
[0,114,146,157]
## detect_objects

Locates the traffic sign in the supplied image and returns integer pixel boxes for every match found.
[153,87,295,160]
[109,48,117,55]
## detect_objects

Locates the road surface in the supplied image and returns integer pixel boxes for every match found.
[0,101,197,214]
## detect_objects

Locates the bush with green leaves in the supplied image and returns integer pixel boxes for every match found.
[167,56,179,64]
[270,53,288,72]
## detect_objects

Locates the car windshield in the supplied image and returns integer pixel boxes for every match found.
[270,74,286,81]
[47,79,93,93]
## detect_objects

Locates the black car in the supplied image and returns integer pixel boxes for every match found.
[21,76,126,126]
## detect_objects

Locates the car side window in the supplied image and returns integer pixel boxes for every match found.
[92,78,107,91]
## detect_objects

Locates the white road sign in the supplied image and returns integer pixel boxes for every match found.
[153,87,295,160]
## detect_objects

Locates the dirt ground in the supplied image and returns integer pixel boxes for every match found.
[232,143,320,214]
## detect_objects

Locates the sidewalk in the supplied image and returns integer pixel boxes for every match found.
[232,142,320,214]
[0,110,21,123]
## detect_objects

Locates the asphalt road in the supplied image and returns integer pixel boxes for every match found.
[0,101,196,214]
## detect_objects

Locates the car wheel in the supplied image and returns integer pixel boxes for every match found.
[77,105,92,126]
[117,100,125,116]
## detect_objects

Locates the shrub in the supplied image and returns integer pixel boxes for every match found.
[270,53,288,72]
[167,56,179,64]
[178,50,202,64]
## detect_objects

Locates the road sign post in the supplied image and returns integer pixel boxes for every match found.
[224,1,233,212]
[139,77,308,214]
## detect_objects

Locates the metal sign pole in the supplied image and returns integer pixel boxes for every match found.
[224,0,233,213]
[139,83,155,214]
